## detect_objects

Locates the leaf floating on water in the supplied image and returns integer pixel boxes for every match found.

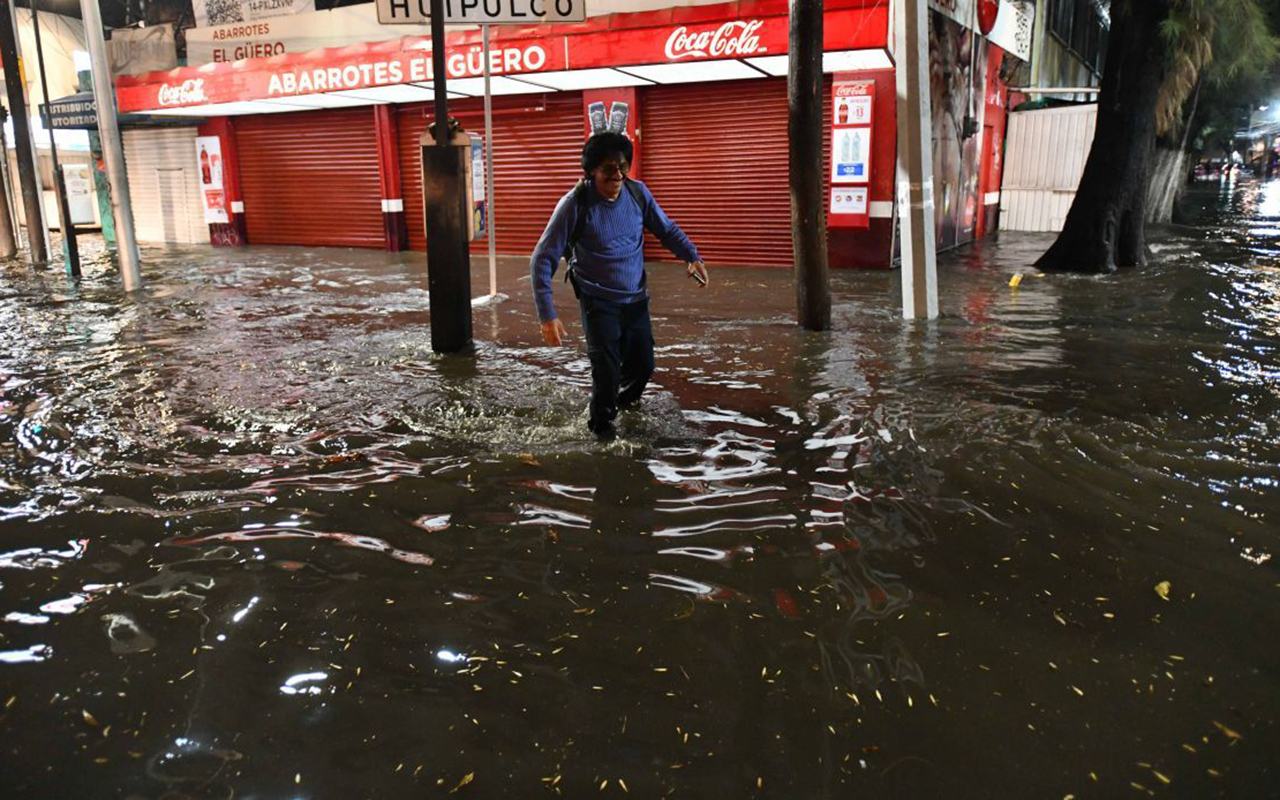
[1213,721,1242,741]
[1155,581,1172,601]
[450,772,475,793]
[82,709,99,727]
[518,453,541,467]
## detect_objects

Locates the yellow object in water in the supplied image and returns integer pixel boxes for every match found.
[1008,274,1023,288]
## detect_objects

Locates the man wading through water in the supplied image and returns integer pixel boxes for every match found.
[531,132,709,440]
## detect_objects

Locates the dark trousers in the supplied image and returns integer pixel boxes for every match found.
[578,293,654,432]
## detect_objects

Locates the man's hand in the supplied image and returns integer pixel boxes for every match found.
[687,261,709,287]
[540,318,568,346]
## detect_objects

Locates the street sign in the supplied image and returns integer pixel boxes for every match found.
[39,92,96,130]
[377,0,585,25]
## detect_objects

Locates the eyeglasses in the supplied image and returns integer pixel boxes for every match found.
[596,163,629,177]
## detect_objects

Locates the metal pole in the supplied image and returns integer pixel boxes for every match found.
[894,0,938,319]
[80,0,141,290]
[0,107,17,257]
[0,0,49,262]
[482,23,497,298]
[31,0,79,277]
[788,0,830,331]
[430,0,448,146]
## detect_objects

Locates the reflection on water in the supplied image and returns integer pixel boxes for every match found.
[1,184,1278,797]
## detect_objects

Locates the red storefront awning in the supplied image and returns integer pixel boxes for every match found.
[117,0,890,115]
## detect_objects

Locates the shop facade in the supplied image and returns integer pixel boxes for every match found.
[115,0,1027,267]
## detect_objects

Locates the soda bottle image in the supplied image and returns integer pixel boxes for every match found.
[608,101,629,134]
[851,130,863,163]
[842,132,853,164]
[211,154,221,187]
[588,102,607,135]
[200,146,212,184]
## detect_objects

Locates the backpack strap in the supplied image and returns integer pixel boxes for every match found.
[563,180,591,271]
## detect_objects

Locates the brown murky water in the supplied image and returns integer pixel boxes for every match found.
[1,179,1277,798]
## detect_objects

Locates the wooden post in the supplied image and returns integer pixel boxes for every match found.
[894,0,939,319]
[0,0,48,262]
[788,0,831,331]
[422,0,473,353]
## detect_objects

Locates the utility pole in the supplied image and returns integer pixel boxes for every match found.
[0,107,16,257]
[894,0,939,319]
[80,0,142,290]
[421,0,473,353]
[788,0,831,331]
[31,0,79,277]
[482,23,497,299]
[0,0,49,262]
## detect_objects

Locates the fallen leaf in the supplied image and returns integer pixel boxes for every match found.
[518,453,540,467]
[1213,721,1242,741]
[450,772,475,793]
[1155,581,1172,601]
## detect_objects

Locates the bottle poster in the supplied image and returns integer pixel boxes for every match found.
[830,78,874,229]
[196,136,229,225]
[831,81,873,186]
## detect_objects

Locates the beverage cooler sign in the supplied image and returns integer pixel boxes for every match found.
[830,78,874,229]
[196,136,230,225]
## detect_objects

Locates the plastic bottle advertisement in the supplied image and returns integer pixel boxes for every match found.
[195,136,230,225]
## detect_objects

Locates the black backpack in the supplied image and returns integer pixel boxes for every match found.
[563,178,647,271]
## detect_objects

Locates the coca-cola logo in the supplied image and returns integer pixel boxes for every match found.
[664,20,766,61]
[158,79,207,106]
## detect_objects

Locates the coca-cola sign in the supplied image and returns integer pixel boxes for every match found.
[664,20,766,61]
[157,79,208,106]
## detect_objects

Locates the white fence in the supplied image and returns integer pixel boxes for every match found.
[999,104,1097,232]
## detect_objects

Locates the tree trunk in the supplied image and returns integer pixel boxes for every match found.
[1036,0,1169,273]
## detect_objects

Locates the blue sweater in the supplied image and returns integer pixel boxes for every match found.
[530,179,701,323]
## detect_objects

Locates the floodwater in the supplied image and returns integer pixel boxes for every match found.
[1,179,1276,799]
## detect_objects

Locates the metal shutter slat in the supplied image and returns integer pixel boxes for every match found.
[398,93,583,254]
[235,108,383,248]
[641,78,832,268]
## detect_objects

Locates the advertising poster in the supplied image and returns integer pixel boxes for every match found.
[194,0,315,29]
[830,78,874,228]
[830,187,867,216]
[929,9,987,249]
[471,137,486,238]
[196,136,230,225]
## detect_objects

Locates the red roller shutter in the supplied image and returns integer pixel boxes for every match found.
[398,93,583,254]
[641,78,831,267]
[235,108,383,248]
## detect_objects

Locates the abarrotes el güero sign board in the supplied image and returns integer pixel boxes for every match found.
[377,0,584,25]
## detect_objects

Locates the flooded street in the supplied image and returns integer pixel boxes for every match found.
[1,179,1277,798]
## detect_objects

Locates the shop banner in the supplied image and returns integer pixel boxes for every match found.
[187,4,434,65]
[118,5,888,112]
[194,0,316,29]
[830,78,874,228]
[107,24,178,76]
[196,136,230,224]
[928,0,1032,61]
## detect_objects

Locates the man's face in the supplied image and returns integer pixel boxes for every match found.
[592,153,629,200]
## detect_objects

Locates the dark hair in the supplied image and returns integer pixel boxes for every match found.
[581,132,633,176]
